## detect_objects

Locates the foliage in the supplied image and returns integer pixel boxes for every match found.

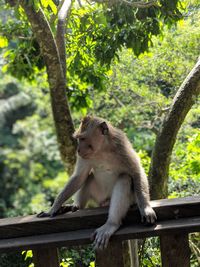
[0,4,44,80]
[22,247,96,267]
[89,6,200,154]
[169,129,200,198]
[60,245,95,267]
[65,0,184,110]
[93,0,182,62]
[0,74,64,218]
[139,237,161,266]
[1,0,185,111]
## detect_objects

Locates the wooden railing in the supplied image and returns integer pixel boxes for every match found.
[0,196,199,267]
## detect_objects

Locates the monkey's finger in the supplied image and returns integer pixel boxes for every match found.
[150,217,154,224]
[153,211,157,221]
[56,206,70,215]
[97,235,105,250]
[95,231,108,250]
[71,205,79,212]
[150,213,157,224]
[146,216,151,224]
[94,232,104,250]
[91,230,97,242]
[144,215,156,225]
[50,212,57,217]
[93,238,101,250]
[102,234,110,250]
[37,211,50,218]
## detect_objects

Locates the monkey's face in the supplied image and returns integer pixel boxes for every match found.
[76,122,109,159]
[77,135,93,159]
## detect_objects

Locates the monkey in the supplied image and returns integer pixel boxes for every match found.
[38,116,156,250]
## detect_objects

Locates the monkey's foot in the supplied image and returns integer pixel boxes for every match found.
[141,206,157,225]
[92,222,119,250]
[37,205,79,218]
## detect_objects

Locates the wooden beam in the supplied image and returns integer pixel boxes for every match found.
[33,247,59,267]
[96,241,124,267]
[160,233,190,267]
[0,197,199,240]
[0,217,199,252]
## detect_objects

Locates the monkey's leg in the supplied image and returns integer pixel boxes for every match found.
[73,173,95,209]
[93,174,132,250]
[74,173,105,208]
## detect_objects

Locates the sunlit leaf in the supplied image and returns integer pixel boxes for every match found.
[48,0,57,15]
[40,0,48,8]
[0,36,8,48]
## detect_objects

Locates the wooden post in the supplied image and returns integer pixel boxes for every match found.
[33,247,60,267]
[160,233,190,267]
[95,241,124,267]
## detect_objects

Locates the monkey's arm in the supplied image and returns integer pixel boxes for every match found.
[38,157,91,217]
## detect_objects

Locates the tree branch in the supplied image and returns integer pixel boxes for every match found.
[56,0,72,81]
[92,0,158,8]
[149,58,200,199]
[121,0,158,8]
[17,2,77,172]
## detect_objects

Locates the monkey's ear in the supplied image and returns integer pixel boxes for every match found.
[82,115,91,124]
[100,121,109,135]
[72,131,78,139]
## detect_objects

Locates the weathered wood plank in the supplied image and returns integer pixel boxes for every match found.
[95,241,124,267]
[0,197,199,239]
[33,247,60,267]
[0,217,199,252]
[128,240,139,267]
[160,233,190,267]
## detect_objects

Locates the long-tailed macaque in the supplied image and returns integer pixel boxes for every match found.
[38,116,156,250]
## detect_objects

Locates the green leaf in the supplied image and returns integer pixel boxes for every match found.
[0,36,8,48]
[40,0,48,8]
[48,0,57,15]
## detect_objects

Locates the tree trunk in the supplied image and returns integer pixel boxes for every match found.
[20,3,77,173]
[149,58,200,199]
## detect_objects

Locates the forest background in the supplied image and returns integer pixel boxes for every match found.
[0,0,199,266]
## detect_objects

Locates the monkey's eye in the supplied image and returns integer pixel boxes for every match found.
[88,144,93,150]
[79,137,85,141]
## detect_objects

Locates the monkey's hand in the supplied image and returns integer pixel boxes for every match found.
[37,205,79,218]
[141,206,157,225]
[37,211,51,218]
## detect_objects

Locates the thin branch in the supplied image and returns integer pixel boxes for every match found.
[122,0,158,8]
[50,0,72,23]
[92,0,159,8]
[57,0,72,21]
[56,0,73,81]
[77,0,83,7]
